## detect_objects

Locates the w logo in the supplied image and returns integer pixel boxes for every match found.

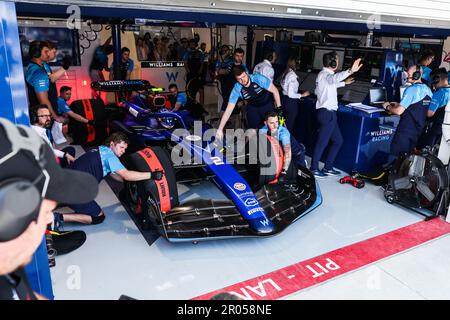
[166,72,179,82]
[260,219,270,227]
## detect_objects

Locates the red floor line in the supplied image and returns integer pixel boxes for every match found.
[193,219,450,300]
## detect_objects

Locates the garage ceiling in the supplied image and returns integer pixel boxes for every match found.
[13,0,450,36]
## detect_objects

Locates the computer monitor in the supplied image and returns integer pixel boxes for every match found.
[369,87,387,104]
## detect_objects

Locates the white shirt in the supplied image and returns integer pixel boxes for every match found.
[253,59,274,81]
[315,67,352,111]
[31,125,65,159]
[281,69,302,99]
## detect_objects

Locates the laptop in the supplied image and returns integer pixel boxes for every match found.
[369,87,387,107]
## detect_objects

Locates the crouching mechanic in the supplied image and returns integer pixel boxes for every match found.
[55,132,164,226]
[260,111,307,177]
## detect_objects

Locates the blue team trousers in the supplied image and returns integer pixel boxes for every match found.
[310,108,343,171]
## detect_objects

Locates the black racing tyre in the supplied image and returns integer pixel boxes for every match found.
[240,132,292,189]
[68,99,108,146]
[127,146,179,214]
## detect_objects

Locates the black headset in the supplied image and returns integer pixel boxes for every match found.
[324,51,338,68]
[412,64,422,81]
[431,68,448,85]
[0,118,46,242]
[29,41,46,59]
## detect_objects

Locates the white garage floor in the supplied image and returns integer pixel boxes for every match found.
[49,147,450,300]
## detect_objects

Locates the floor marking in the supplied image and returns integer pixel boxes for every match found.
[193,219,450,300]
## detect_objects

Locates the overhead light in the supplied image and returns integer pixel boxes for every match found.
[271,7,275,11]
[211,2,216,6]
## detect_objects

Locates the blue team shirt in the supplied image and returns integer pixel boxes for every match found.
[57,97,71,115]
[25,63,49,92]
[99,145,125,177]
[260,125,291,146]
[400,83,433,109]
[229,73,271,104]
[429,87,450,113]
[110,58,134,72]
[176,92,187,106]
[422,66,432,84]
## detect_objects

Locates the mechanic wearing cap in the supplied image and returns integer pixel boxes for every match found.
[25,41,65,124]
[0,118,98,300]
[55,132,163,226]
[260,111,307,173]
[29,104,76,167]
[418,49,435,86]
[310,52,362,178]
[253,49,277,82]
[383,65,433,156]
[418,68,450,148]
[216,65,282,140]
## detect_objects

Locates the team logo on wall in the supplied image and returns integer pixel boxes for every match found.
[233,182,246,191]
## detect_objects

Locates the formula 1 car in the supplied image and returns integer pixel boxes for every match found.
[94,80,323,242]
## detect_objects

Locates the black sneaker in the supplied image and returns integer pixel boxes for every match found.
[323,168,341,176]
[48,230,87,256]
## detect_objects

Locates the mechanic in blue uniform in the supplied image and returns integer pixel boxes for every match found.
[183,39,204,101]
[216,48,249,115]
[216,65,282,140]
[383,65,433,156]
[310,52,362,178]
[25,40,65,123]
[417,68,450,148]
[109,47,134,80]
[280,56,311,134]
[53,132,163,227]
[168,83,206,120]
[57,86,92,124]
[260,111,307,170]
[418,49,435,86]
[168,83,188,111]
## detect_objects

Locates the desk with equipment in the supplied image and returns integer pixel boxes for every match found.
[294,47,403,175]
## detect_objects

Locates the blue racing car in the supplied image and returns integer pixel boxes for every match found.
[93,80,323,242]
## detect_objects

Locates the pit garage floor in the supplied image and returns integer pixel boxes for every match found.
[50,147,450,300]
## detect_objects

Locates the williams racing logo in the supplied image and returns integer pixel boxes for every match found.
[233,182,246,191]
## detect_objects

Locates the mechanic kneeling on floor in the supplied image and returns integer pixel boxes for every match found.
[260,111,307,175]
[54,132,164,227]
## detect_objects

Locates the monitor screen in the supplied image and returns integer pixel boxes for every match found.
[369,88,387,104]
[313,47,345,70]
[19,26,80,67]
